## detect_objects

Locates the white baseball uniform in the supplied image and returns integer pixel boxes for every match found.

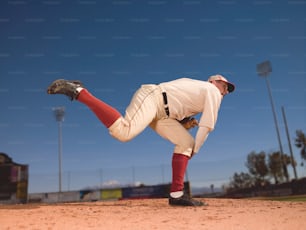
[108,78,223,157]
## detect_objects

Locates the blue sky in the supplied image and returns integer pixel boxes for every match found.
[0,0,305,193]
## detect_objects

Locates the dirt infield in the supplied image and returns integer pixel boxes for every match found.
[1,198,306,230]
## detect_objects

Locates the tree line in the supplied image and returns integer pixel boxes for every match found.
[227,130,306,190]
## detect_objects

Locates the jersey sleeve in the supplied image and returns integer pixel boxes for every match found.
[198,88,222,130]
[193,89,222,153]
[193,126,210,154]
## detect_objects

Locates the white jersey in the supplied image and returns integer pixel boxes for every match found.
[109,77,224,155]
[159,78,223,130]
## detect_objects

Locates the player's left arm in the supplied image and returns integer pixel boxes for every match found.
[192,89,222,155]
[193,126,211,154]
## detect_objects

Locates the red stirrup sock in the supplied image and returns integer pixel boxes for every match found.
[77,89,121,128]
[171,153,189,194]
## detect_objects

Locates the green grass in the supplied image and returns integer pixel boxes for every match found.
[255,195,306,202]
[269,196,306,202]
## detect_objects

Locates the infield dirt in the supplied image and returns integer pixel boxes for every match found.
[1,198,306,230]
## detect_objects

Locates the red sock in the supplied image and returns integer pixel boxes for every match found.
[171,153,189,193]
[77,89,121,128]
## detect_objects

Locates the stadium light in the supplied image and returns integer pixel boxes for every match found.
[256,60,289,182]
[281,106,298,179]
[53,106,65,193]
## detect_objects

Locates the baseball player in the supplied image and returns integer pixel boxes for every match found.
[47,74,235,206]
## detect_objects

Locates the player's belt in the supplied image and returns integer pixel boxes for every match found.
[162,92,170,117]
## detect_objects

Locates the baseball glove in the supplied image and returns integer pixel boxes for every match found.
[179,117,198,130]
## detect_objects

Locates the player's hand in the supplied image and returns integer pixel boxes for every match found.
[179,117,198,130]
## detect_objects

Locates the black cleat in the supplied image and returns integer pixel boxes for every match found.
[169,194,207,207]
[47,79,84,101]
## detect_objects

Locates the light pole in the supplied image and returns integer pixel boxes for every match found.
[281,106,298,179]
[53,106,65,192]
[256,60,289,182]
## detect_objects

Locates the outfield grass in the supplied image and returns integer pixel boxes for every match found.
[254,195,306,202]
[269,196,306,202]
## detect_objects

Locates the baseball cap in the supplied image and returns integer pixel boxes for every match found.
[208,74,235,93]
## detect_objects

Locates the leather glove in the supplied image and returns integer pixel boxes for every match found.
[179,117,198,130]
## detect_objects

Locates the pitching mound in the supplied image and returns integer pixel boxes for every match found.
[1,198,305,230]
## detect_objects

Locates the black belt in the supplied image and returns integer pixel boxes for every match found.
[162,92,170,117]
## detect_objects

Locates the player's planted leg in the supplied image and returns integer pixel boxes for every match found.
[169,153,205,206]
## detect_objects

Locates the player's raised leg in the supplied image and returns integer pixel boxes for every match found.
[47,79,121,128]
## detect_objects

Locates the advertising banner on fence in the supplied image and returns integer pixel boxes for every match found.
[101,188,122,200]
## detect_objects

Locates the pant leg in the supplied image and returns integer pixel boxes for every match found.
[150,118,195,157]
[150,119,194,194]
[109,85,163,142]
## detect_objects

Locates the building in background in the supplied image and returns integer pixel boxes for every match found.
[0,152,28,204]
